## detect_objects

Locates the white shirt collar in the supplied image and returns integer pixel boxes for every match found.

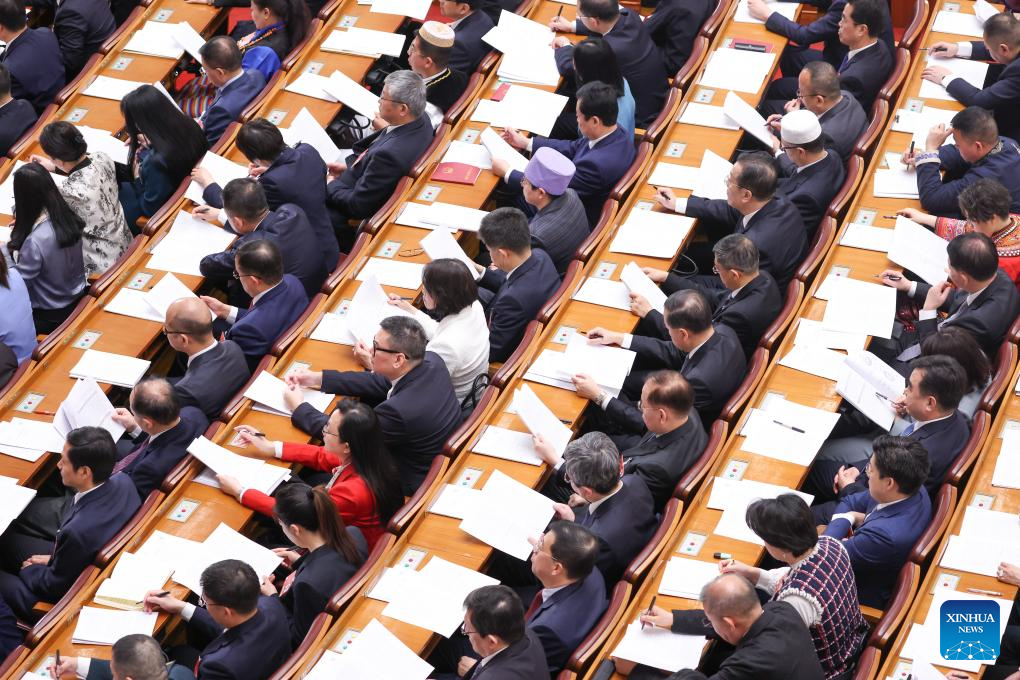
[73,482,104,505]
[421,69,445,84]
[910,411,954,432]
[872,495,907,513]
[449,14,469,27]
[587,481,623,513]
[477,645,509,668]
[741,207,761,228]
[686,334,711,360]
[220,70,246,90]
[966,282,991,306]
[187,340,219,366]
[587,128,616,149]
[540,583,569,602]
[846,40,877,61]
[794,154,827,173]
[250,281,281,307]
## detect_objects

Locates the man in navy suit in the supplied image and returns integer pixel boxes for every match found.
[137,560,292,680]
[197,179,328,302]
[196,119,339,273]
[0,0,65,113]
[808,355,972,506]
[549,0,668,127]
[202,240,308,370]
[923,13,1020,142]
[53,0,115,80]
[0,427,141,620]
[553,433,657,585]
[905,107,1020,219]
[326,70,434,250]
[457,586,550,680]
[656,151,807,287]
[772,109,845,234]
[822,436,932,608]
[286,317,462,494]
[643,0,715,76]
[109,378,209,501]
[476,208,561,363]
[198,37,266,148]
[49,633,195,680]
[165,298,252,421]
[0,65,36,156]
[497,82,636,226]
[440,0,495,74]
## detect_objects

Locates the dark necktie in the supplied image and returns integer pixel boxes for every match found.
[838,54,849,72]
[113,440,147,474]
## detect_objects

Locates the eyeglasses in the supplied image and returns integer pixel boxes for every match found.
[372,340,402,356]
[232,270,256,280]
[795,90,823,99]
[321,426,340,439]
[162,327,188,336]
[724,174,749,192]
[379,96,406,106]
[199,595,219,608]
[460,622,479,636]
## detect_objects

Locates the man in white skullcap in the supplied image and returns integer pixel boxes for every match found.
[410,21,469,128]
[772,108,846,233]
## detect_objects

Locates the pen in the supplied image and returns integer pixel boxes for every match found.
[641,596,657,630]
[234,426,266,438]
[556,5,563,17]
[882,214,898,218]
[34,410,56,416]
[713,552,732,560]
[909,140,915,156]
[136,590,171,605]
[772,419,805,434]
[874,391,892,402]
[967,587,1003,596]
[874,273,902,281]
[55,649,60,672]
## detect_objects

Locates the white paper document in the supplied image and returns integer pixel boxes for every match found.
[960,505,1020,545]
[839,223,892,252]
[648,162,699,190]
[919,54,989,100]
[69,350,150,388]
[395,201,488,232]
[356,258,425,289]
[284,71,340,102]
[441,140,493,170]
[572,277,632,311]
[83,75,147,101]
[489,86,569,137]
[873,164,919,199]
[888,215,950,286]
[172,522,282,593]
[706,477,813,511]
[186,436,290,496]
[932,9,985,37]
[382,556,498,635]
[459,469,556,560]
[793,318,867,352]
[620,261,668,314]
[497,48,561,87]
[992,446,1020,489]
[185,152,248,204]
[420,228,476,273]
[836,350,905,430]
[322,70,381,118]
[740,397,840,465]
[611,621,707,672]
[366,566,420,602]
[677,102,740,131]
[820,276,896,339]
[0,417,65,454]
[778,344,846,381]
[699,48,776,94]
[147,210,236,276]
[123,21,186,58]
[280,107,344,164]
[76,126,129,164]
[95,551,174,609]
[321,27,406,58]
[72,607,157,645]
[722,91,773,147]
[471,425,545,465]
[692,149,733,201]
[428,484,482,519]
[54,377,125,442]
[610,210,695,258]
[344,274,415,346]
[658,557,720,599]
[145,272,203,320]
[485,11,559,87]
[244,371,333,417]
[0,481,35,536]
[513,384,572,457]
[305,620,433,680]
[480,127,529,174]
[734,0,799,23]
[0,421,46,462]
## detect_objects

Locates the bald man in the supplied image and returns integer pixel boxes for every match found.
[165,298,250,421]
[628,574,824,680]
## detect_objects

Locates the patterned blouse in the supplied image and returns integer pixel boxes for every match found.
[936,214,1020,292]
[59,152,133,276]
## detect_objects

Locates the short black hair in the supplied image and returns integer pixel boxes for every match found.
[745,494,818,556]
[802,61,841,99]
[422,258,478,319]
[236,118,286,163]
[222,178,270,222]
[958,177,1012,223]
[846,0,887,37]
[199,36,243,71]
[546,520,599,580]
[734,151,779,201]
[663,289,713,333]
[984,11,1020,47]
[235,239,284,286]
[713,234,759,273]
[919,327,990,390]
[576,81,619,127]
[950,106,999,145]
[947,231,999,281]
[577,0,619,21]
[379,316,427,361]
[910,355,967,411]
[200,559,260,613]
[463,585,525,643]
[478,207,531,254]
[131,377,181,425]
[871,435,930,495]
[66,426,117,483]
[0,0,27,31]
[111,635,168,680]
[39,121,88,162]
[643,370,693,415]
[0,64,11,98]
[414,33,451,69]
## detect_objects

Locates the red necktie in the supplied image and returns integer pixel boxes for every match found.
[113,441,146,474]
[524,591,542,620]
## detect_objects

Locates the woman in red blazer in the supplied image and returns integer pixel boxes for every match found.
[217,400,403,548]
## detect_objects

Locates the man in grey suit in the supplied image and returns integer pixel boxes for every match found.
[522,147,590,274]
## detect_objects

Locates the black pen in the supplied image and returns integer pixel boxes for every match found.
[908,140,915,156]
[234,426,266,438]
[773,420,805,434]
[641,596,657,630]
[136,590,171,605]
[874,391,891,402]
[556,5,563,17]
[874,273,902,281]
[55,649,60,673]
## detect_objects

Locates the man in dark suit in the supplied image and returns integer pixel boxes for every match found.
[165,298,252,421]
[552,433,657,585]
[0,427,141,620]
[197,179,328,301]
[0,65,36,156]
[924,13,1020,142]
[140,560,292,680]
[822,436,932,608]
[526,522,608,675]
[109,378,209,501]
[636,236,782,359]
[549,371,708,510]
[905,106,1020,218]
[643,0,715,76]
[198,37,266,148]
[588,290,748,425]
[459,586,550,680]
[549,0,668,126]
[286,316,462,494]
[771,109,845,234]
[410,21,469,129]
[476,208,561,362]
[808,355,971,506]
[196,119,339,272]
[879,232,1020,362]
[521,147,590,273]
[53,0,115,80]
[656,151,807,287]
[49,633,195,680]
[202,240,308,370]
[441,0,494,74]
[326,70,434,250]
[498,82,636,226]
[0,0,65,113]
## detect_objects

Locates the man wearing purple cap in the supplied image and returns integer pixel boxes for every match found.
[522,147,590,274]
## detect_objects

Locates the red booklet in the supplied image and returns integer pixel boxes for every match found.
[432,162,481,185]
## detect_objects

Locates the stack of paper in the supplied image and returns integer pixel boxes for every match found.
[370,0,431,19]
[658,557,720,599]
[76,126,129,164]
[170,523,282,593]
[992,428,1020,489]
[620,261,668,314]
[480,126,529,174]
[382,556,499,634]
[778,344,847,381]
[321,27,405,58]
[285,71,341,102]
[888,215,949,285]
[395,201,489,232]
[485,11,560,87]
[70,350,150,388]
[820,276,896,339]
[440,140,493,170]
[648,162,699,190]
[975,0,1000,22]
[572,277,632,311]
[0,420,46,462]
[280,107,344,164]
[471,425,545,465]
[524,333,636,398]
[873,160,919,199]
[792,318,867,352]
[309,274,414,346]
[146,210,236,276]
[366,566,420,602]
[677,102,740,131]
[73,607,157,645]
[939,507,1020,576]
[734,0,799,24]
[892,106,957,148]
[611,621,707,672]
[699,48,776,94]
[185,152,248,204]
[304,620,433,680]
[839,223,893,252]
[0,478,36,535]
[722,91,773,147]
[489,86,569,137]
[709,477,812,543]
[322,70,381,118]
[53,377,125,442]
[355,258,424,289]
[931,9,985,37]
[244,371,333,417]
[692,149,733,201]
[106,272,208,324]
[835,350,905,430]
[188,436,290,496]
[95,551,174,610]
[512,384,573,457]
[740,396,840,465]
[609,210,695,258]
[420,228,476,273]
[459,469,557,560]
[0,418,65,454]
[428,484,483,519]
[123,20,187,58]
[919,55,989,101]
[83,75,148,101]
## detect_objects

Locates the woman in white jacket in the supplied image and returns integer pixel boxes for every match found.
[355,258,490,402]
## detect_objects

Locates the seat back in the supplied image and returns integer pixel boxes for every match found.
[326,533,396,613]
[623,498,683,583]
[94,489,164,568]
[609,141,652,202]
[866,562,919,649]
[673,419,728,502]
[441,384,500,455]
[1008,314,1020,343]
[322,231,372,292]
[699,0,732,38]
[673,36,710,91]
[358,176,414,236]
[878,47,911,102]
[281,19,324,72]
[271,293,327,357]
[641,88,681,144]
[23,566,100,646]
[139,180,191,235]
[795,216,836,283]
[0,645,27,676]
[825,154,864,221]
[852,644,883,680]
[387,455,449,534]
[32,296,93,360]
[757,279,803,351]
[719,346,767,423]
[56,54,103,104]
[219,354,276,422]
[980,340,1016,412]
[853,99,889,161]
[573,200,617,263]
[476,50,501,75]
[898,0,930,51]
[7,102,57,159]
[491,320,542,389]
[444,72,484,125]
[87,235,147,299]
[241,70,286,120]
[564,581,633,675]
[100,6,145,53]
[538,260,584,324]
[908,484,956,566]
[411,123,452,178]
[943,409,989,486]
[0,355,32,400]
